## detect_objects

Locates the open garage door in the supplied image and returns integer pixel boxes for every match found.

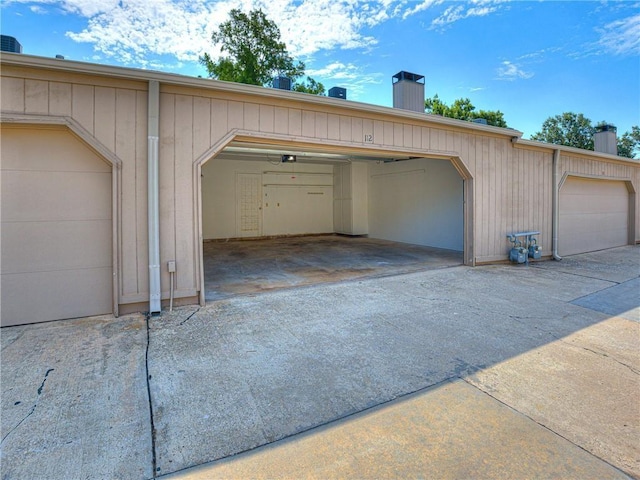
[199,143,466,301]
[1,127,113,327]
[559,177,629,256]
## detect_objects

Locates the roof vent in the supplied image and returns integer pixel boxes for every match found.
[472,118,488,125]
[594,124,617,156]
[328,87,347,100]
[55,54,65,59]
[392,71,425,113]
[272,76,292,90]
[1,35,22,53]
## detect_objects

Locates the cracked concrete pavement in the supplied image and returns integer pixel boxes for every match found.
[1,246,638,479]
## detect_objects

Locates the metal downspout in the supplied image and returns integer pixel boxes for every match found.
[552,148,562,261]
[148,80,162,312]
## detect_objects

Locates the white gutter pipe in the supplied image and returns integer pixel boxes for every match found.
[552,148,562,261]
[148,80,162,312]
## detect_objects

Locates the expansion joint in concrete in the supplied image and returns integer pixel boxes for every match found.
[459,377,632,478]
[145,312,158,478]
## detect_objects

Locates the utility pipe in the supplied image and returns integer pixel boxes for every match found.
[148,80,161,312]
[552,148,562,261]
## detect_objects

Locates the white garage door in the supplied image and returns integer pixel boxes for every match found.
[559,177,629,256]
[1,127,113,327]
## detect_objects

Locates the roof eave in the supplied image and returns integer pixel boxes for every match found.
[1,52,523,139]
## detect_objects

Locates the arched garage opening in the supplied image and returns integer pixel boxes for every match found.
[197,137,471,302]
[1,124,116,327]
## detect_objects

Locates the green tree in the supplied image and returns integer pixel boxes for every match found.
[292,76,326,95]
[200,9,305,87]
[530,112,594,150]
[531,113,639,158]
[424,95,507,127]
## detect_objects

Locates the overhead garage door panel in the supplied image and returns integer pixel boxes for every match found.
[1,170,112,222]
[1,128,113,327]
[559,178,628,256]
[1,220,112,274]
[2,268,113,325]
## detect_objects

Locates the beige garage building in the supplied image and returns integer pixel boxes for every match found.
[1,53,638,326]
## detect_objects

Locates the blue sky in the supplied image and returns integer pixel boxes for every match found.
[2,0,639,138]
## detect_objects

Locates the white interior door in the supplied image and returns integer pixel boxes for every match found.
[236,173,262,237]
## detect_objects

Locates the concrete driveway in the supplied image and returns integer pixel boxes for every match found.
[1,246,638,479]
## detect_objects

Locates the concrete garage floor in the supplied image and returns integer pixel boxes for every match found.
[1,246,638,480]
[203,235,463,301]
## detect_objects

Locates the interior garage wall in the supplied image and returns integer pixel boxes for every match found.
[201,158,334,239]
[368,158,464,251]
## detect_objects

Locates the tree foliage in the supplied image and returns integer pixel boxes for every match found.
[292,76,326,95]
[617,126,640,159]
[530,112,594,150]
[531,113,639,158]
[424,95,508,128]
[200,8,325,95]
[200,9,305,87]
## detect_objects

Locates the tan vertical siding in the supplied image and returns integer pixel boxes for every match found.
[159,92,177,298]
[116,89,138,297]
[135,90,149,298]
[211,98,228,145]
[274,107,288,135]
[244,103,259,131]
[228,100,244,129]
[25,79,48,114]
[1,77,25,112]
[315,112,328,138]
[193,96,212,159]
[259,104,274,133]
[72,84,95,134]
[289,109,302,136]
[174,94,196,295]
[301,110,314,137]
[340,116,352,142]
[49,82,71,115]
[327,113,340,140]
[94,87,116,151]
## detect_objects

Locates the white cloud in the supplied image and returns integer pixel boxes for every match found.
[597,13,640,56]
[402,0,443,20]
[306,61,383,99]
[496,61,533,81]
[3,0,401,66]
[430,0,506,29]
[3,0,508,69]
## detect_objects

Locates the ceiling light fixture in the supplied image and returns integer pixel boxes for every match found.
[281,154,297,163]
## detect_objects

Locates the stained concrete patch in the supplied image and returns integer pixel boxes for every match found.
[164,380,629,480]
[203,235,463,301]
[571,277,640,322]
[0,314,152,480]
[468,317,640,479]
